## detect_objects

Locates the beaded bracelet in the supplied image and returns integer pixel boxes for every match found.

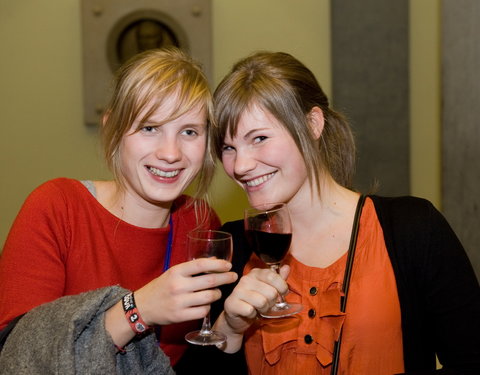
[122,292,150,334]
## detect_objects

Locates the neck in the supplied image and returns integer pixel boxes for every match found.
[96,180,172,228]
[287,176,360,261]
[288,175,356,228]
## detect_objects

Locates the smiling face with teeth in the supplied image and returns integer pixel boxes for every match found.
[118,94,207,210]
[221,103,310,208]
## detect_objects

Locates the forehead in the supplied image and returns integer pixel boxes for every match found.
[225,103,284,139]
[137,92,206,124]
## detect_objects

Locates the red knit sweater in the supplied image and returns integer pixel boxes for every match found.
[0,178,220,365]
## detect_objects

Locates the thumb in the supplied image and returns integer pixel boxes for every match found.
[278,264,290,280]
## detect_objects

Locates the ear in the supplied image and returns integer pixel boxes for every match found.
[308,106,325,140]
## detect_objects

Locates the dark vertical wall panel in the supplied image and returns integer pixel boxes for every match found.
[442,1,480,279]
[331,0,409,195]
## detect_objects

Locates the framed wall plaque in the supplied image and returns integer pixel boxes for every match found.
[80,0,212,126]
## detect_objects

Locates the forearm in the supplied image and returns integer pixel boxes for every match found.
[104,299,137,348]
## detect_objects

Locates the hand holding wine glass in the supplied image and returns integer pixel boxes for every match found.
[184,229,233,345]
[244,203,302,318]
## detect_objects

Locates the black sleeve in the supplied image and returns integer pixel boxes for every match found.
[421,202,480,375]
[372,196,480,374]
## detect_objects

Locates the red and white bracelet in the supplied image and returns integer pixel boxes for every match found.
[122,292,150,334]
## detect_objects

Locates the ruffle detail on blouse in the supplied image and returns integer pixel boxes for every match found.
[314,287,346,366]
[260,284,346,367]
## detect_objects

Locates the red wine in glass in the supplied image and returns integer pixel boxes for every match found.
[244,203,302,318]
[245,230,292,265]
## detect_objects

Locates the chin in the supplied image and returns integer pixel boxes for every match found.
[248,196,274,207]
[144,187,183,203]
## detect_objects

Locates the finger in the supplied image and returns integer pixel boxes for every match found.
[239,285,279,310]
[225,298,258,320]
[227,278,280,313]
[248,268,288,295]
[278,264,290,280]
[241,292,275,314]
[236,275,280,300]
[190,271,238,291]
[178,258,233,276]
[173,305,212,323]
[188,288,223,306]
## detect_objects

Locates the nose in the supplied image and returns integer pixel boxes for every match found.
[233,148,256,177]
[155,137,182,163]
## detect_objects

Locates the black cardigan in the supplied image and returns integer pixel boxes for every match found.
[176,196,480,375]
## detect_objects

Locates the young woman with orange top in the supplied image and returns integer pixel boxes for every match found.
[209,51,480,375]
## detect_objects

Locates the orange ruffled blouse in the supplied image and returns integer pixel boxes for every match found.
[243,198,405,375]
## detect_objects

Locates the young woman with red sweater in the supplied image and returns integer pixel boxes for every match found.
[0,48,237,373]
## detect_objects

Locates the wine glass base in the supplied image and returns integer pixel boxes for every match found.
[260,302,303,319]
[185,330,226,346]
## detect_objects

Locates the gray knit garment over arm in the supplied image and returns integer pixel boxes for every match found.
[0,286,175,374]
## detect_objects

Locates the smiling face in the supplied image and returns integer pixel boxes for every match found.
[221,103,310,207]
[118,95,207,208]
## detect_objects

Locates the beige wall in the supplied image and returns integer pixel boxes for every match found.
[209,0,331,222]
[0,0,439,247]
[0,0,109,245]
[410,0,441,209]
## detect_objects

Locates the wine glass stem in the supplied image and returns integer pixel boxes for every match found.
[199,312,212,335]
[269,264,287,304]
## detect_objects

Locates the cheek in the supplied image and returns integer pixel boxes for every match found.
[121,135,144,159]
[289,152,307,172]
[267,146,292,169]
[276,139,305,169]
[221,155,235,178]
[117,141,132,168]
[188,140,207,166]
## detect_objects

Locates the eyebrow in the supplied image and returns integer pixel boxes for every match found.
[140,119,207,127]
[242,127,270,140]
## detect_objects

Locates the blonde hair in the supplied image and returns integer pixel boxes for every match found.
[101,48,215,200]
[213,51,356,191]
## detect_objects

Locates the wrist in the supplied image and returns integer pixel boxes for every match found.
[122,292,151,334]
[213,311,245,353]
[105,299,135,348]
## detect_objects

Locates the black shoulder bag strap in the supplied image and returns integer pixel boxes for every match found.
[330,194,367,375]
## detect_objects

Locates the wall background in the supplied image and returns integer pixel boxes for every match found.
[332,0,410,197]
[441,0,480,279]
[0,0,440,248]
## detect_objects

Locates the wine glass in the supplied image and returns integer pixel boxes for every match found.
[244,203,302,318]
[184,229,233,346]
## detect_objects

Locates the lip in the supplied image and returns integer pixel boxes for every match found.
[146,165,183,183]
[241,172,276,190]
